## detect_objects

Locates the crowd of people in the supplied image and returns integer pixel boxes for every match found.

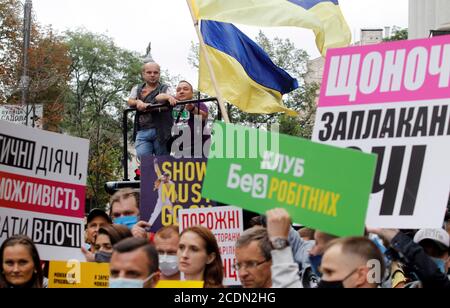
[1,186,449,288]
[1,62,449,289]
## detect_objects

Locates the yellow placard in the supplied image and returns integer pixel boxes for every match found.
[156,280,204,289]
[48,261,110,288]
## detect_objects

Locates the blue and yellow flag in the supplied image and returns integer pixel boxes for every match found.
[200,20,299,116]
[190,0,351,56]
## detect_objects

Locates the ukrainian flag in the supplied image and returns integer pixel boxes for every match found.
[189,0,351,56]
[200,20,299,116]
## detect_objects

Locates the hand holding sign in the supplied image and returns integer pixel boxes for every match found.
[131,221,152,239]
[81,246,95,262]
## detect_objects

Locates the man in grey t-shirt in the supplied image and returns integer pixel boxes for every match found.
[128,62,177,158]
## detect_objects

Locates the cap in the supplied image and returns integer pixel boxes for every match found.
[87,208,112,225]
[414,229,449,251]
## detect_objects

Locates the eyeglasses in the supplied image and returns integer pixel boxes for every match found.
[233,260,269,271]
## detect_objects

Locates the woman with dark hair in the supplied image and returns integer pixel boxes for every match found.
[83,224,133,263]
[0,235,44,288]
[178,226,223,288]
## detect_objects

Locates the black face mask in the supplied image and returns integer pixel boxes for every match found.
[317,280,344,289]
[317,269,358,289]
[95,251,112,263]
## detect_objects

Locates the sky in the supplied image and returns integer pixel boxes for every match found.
[32,0,409,86]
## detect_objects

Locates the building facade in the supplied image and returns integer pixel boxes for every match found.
[409,0,450,39]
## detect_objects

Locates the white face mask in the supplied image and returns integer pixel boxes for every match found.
[109,273,155,289]
[159,254,179,277]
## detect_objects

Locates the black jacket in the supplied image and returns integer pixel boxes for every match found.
[391,232,450,288]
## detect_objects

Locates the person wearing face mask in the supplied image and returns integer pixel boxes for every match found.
[109,188,155,242]
[414,229,450,277]
[0,235,44,288]
[318,237,386,289]
[303,231,338,282]
[368,228,450,289]
[154,226,180,280]
[109,188,141,229]
[109,237,160,288]
[82,224,133,263]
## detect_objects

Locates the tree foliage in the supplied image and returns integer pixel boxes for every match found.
[0,0,72,132]
[384,27,408,42]
[0,0,25,101]
[62,30,143,208]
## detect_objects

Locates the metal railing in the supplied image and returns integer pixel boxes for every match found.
[121,97,220,182]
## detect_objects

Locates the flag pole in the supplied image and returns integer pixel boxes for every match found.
[186,0,231,123]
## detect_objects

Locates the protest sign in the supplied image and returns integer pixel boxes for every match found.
[313,35,450,229]
[202,122,376,237]
[48,261,110,288]
[140,156,216,232]
[179,206,243,286]
[0,120,89,261]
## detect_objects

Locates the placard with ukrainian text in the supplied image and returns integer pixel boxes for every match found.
[179,206,243,286]
[0,120,89,261]
[48,261,110,288]
[202,122,377,237]
[313,35,450,229]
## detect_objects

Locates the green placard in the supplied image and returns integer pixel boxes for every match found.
[202,122,377,237]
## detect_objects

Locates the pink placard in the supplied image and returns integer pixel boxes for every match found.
[319,35,450,107]
[0,171,86,218]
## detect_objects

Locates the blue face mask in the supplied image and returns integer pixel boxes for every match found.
[309,255,323,277]
[371,236,387,254]
[431,257,447,274]
[109,274,155,289]
[113,216,139,229]
[95,251,112,263]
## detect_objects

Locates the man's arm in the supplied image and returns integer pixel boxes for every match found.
[155,86,177,106]
[267,209,302,288]
[288,228,314,269]
[155,93,178,106]
[128,98,149,111]
[128,85,148,111]
[271,247,303,288]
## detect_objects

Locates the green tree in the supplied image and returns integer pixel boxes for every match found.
[0,0,22,102]
[27,27,72,132]
[188,31,318,138]
[62,30,143,209]
[384,27,408,42]
[1,0,72,132]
